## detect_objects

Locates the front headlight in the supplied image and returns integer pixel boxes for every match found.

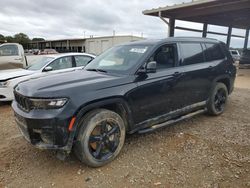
[0,81,8,88]
[30,98,68,109]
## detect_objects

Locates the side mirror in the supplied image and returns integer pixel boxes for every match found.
[43,66,53,72]
[137,61,157,74]
[146,61,157,73]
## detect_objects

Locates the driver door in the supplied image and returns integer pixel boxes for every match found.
[129,44,187,124]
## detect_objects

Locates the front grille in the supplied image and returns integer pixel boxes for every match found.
[14,92,31,112]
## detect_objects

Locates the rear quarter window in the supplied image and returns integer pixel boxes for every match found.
[204,43,225,61]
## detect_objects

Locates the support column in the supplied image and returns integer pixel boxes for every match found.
[168,18,175,37]
[244,27,249,49]
[226,26,232,48]
[202,23,208,38]
[66,40,69,51]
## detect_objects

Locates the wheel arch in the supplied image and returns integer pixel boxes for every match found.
[213,75,231,94]
[72,97,134,138]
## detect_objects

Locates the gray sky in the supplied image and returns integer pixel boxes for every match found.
[0,0,248,48]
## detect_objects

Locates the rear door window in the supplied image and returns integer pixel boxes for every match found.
[179,43,204,65]
[204,43,225,61]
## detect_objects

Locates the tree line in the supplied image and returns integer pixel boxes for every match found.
[0,33,45,48]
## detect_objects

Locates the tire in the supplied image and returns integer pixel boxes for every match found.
[207,82,228,116]
[74,109,126,167]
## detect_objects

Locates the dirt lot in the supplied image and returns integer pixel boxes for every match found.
[0,69,250,188]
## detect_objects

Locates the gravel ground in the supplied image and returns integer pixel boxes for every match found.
[0,69,250,188]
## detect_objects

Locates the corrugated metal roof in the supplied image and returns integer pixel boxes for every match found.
[143,0,250,29]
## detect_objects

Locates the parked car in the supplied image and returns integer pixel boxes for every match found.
[12,37,236,167]
[239,49,250,67]
[38,49,58,55]
[230,50,241,62]
[0,43,26,69]
[0,53,95,101]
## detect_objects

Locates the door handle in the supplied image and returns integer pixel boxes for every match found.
[14,58,22,60]
[208,65,215,71]
[173,72,184,78]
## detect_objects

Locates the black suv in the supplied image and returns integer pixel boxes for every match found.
[12,37,236,167]
[239,49,250,67]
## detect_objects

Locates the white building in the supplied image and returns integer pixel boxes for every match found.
[29,35,144,55]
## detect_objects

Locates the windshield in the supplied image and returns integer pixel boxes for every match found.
[27,57,54,71]
[85,45,150,74]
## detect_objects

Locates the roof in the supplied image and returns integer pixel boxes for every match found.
[42,52,96,59]
[143,0,250,29]
[123,37,220,46]
[30,35,143,44]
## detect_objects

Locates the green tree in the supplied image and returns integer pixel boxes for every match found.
[5,36,14,43]
[32,38,45,42]
[0,34,5,41]
[13,33,30,48]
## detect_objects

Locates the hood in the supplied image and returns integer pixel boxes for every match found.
[0,69,35,81]
[16,70,131,98]
[9,68,77,87]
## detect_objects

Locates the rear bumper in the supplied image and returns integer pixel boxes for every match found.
[0,87,14,101]
[12,101,76,152]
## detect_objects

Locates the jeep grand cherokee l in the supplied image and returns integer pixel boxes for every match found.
[12,37,236,167]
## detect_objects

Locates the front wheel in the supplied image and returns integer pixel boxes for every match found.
[207,82,228,116]
[74,109,126,167]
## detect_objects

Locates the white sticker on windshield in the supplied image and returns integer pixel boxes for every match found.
[130,47,148,54]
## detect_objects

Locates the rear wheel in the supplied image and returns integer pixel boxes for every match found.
[74,109,125,167]
[207,82,228,116]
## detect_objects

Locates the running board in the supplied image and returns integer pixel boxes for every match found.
[138,109,206,134]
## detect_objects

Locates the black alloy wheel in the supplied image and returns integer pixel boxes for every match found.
[214,88,227,113]
[88,120,121,160]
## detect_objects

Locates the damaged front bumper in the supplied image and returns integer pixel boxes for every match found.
[12,101,76,153]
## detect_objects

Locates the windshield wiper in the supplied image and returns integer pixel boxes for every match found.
[86,68,107,73]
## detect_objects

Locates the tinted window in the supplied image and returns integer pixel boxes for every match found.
[0,45,19,56]
[48,56,73,70]
[242,50,250,58]
[204,43,225,61]
[75,56,92,67]
[180,43,204,65]
[150,45,175,70]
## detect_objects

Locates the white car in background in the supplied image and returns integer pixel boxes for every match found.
[0,53,95,101]
[230,50,241,61]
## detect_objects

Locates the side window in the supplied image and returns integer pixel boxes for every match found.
[204,43,225,61]
[180,43,204,65]
[75,56,93,67]
[150,44,176,70]
[48,56,73,71]
[0,45,19,56]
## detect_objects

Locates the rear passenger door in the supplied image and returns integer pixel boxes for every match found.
[178,42,213,106]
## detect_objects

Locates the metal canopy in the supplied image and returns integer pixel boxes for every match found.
[143,0,250,48]
[143,0,250,29]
